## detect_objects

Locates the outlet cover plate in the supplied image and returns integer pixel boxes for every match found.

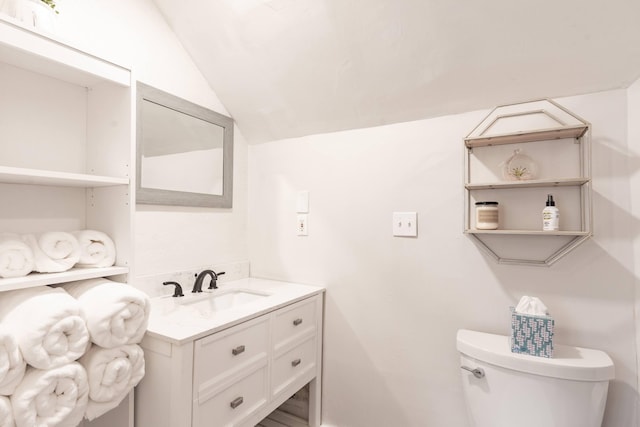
[297,214,309,236]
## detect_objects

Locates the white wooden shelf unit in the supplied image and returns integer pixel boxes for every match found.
[0,17,135,427]
[464,99,592,266]
[0,19,134,291]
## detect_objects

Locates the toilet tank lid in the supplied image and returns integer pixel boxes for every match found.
[456,329,615,381]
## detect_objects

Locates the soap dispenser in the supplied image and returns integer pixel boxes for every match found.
[542,194,559,231]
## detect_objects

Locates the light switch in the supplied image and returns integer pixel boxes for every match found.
[393,212,417,237]
[296,191,309,213]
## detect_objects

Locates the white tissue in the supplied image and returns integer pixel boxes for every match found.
[515,295,549,316]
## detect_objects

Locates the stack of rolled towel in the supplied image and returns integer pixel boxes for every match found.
[0,230,117,278]
[0,278,150,426]
[62,278,149,421]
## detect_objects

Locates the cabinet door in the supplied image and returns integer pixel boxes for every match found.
[271,335,317,398]
[193,316,269,392]
[193,365,269,427]
[273,298,317,352]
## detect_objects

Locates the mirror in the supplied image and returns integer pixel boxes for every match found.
[136,82,233,207]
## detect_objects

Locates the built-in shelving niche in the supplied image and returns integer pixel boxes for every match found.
[0,17,134,427]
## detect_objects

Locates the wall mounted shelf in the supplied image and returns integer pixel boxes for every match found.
[464,99,592,266]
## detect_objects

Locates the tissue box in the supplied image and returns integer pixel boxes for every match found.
[510,307,554,358]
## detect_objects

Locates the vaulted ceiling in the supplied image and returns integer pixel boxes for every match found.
[153,0,640,143]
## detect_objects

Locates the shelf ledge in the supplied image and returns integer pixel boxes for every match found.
[465,229,591,237]
[0,266,129,292]
[0,166,129,187]
[0,17,131,87]
[465,124,588,148]
[465,177,590,190]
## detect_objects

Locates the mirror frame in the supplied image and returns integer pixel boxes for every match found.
[136,82,234,208]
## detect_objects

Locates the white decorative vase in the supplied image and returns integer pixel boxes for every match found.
[0,0,56,32]
[501,149,537,181]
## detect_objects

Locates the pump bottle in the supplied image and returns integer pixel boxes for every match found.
[542,194,559,231]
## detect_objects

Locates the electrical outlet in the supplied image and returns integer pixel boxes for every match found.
[297,214,309,236]
[393,212,417,237]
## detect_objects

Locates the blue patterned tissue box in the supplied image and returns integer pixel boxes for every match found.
[510,307,554,358]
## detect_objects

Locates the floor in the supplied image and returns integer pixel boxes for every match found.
[257,384,310,427]
[256,409,308,427]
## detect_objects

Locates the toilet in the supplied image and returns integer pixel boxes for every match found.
[456,329,615,427]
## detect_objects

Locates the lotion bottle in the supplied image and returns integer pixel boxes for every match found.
[542,194,559,231]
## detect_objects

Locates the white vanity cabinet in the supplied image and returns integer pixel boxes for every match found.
[0,17,134,291]
[137,293,324,427]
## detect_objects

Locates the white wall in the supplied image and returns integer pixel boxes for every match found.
[248,90,638,426]
[629,78,640,427]
[42,3,639,425]
[52,0,249,279]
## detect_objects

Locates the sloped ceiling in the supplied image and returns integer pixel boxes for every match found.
[153,0,640,143]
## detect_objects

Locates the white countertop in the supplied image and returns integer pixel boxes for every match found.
[145,277,325,345]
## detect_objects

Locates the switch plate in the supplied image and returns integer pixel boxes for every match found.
[393,212,417,237]
[296,191,309,213]
[297,214,309,236]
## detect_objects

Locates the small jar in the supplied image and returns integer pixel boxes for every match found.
[475,201,499,230]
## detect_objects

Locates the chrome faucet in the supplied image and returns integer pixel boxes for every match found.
[192,270,226,293]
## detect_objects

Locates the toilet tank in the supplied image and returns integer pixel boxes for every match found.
[456,329,614,427]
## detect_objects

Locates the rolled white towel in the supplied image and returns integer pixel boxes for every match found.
[0,233,34,278]
[0,327,26,396]
[22,232,80,273]
[0,395,15,427]
[61,278,150,348]
[80,344,145,420]
[11,363,88,427]
[71,230,116,268]
[0,286,90,370]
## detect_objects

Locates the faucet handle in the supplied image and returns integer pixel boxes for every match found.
[208,271,226,290]
[163,281,184,297]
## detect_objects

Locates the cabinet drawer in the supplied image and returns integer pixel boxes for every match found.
[194,316,269,388]
[272,336,317,397]
[273,297,317,350]
[193,365,268,427]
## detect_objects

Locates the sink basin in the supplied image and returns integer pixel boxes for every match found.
[179,289,270,315]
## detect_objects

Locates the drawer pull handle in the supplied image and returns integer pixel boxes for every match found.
[232,345,245,356]
[230,396,244,409]
[293,318,303,326]
[291,358,302,367]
